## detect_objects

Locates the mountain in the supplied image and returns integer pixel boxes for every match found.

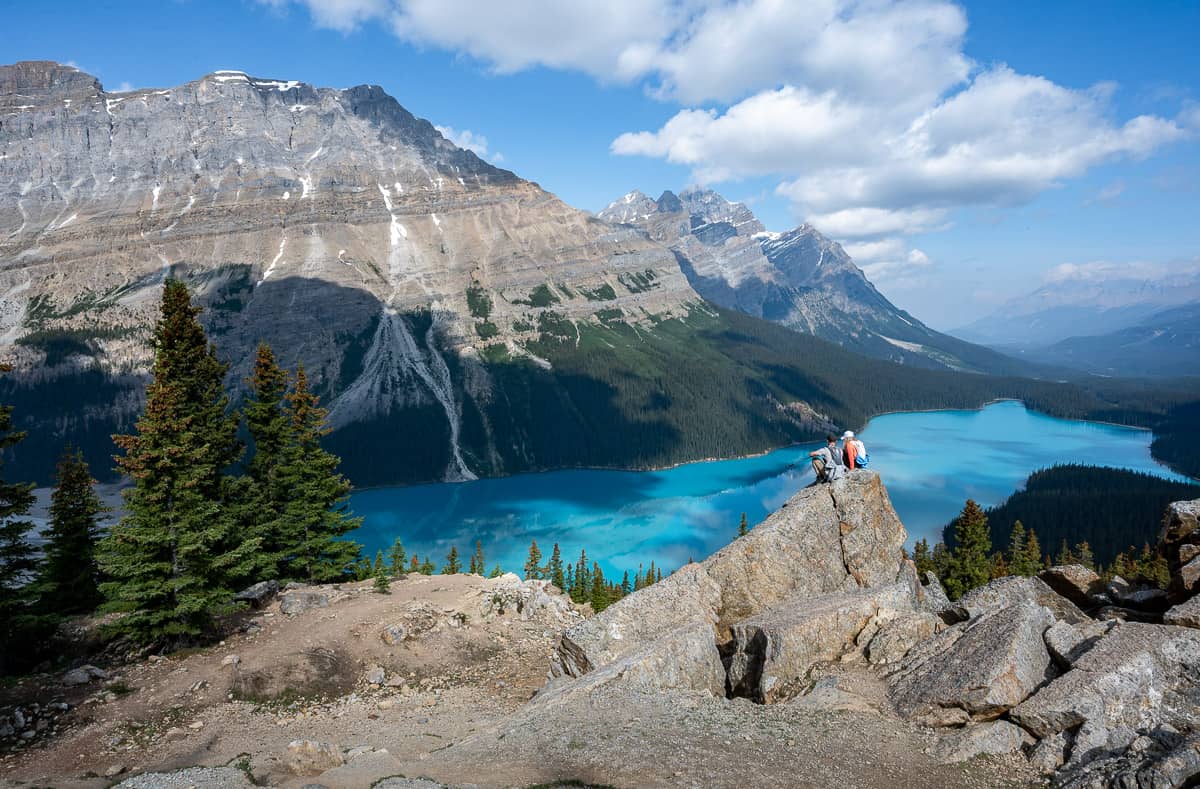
[0,62,1160,488]
[954,269,1200,348]
[598,189,1032,375]
[1020,303,1200,378]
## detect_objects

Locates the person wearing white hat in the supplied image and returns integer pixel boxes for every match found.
[840,430,859,469]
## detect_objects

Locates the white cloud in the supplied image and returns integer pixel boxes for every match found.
[435,125,502,162]
[861,248,936,285]
[800,207,950,239]
[1090,180,1126,204]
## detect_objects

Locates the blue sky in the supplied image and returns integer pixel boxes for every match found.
[5,0,1198,328]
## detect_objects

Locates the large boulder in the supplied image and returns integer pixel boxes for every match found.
[233,580,279,609]
[1161,498,1200,600]
[1164,596,1200,629]
[553,471,905,677]
[930,720,1035,764]
[889,602,1056,726]
[284,740,344,775]
[279,591,329,616]
[958,575,1087,624]
[1039,565,1104,609]
[726,583,916,703]
[1009,622,1200,744]
[543,622,725,702]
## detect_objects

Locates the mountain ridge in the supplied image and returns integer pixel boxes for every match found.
[598,188,1035,376]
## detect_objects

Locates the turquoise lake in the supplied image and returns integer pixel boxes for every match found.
[349,401,1193,577]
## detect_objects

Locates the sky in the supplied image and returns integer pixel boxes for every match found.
[5,0,1198,329]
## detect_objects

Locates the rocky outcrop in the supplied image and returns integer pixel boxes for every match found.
[1165,596,1200,629]
[1161,499,1200,599]
[930,720,1035,764]
[1039,565,1104,609]
[279,591,329,616]
[726,584,916,703]
[1009,623,1200,745]
[553,471,905,679]
[888,602,1057,726]
[957,575,1087,624]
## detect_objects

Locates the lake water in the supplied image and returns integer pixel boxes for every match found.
[348,401,1193,577]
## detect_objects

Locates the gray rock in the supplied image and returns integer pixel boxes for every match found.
[365,666,385,685]
[865,611,941,667]
[930,720,1035,764]
[889,602,1056,725]
[380,623,407,645]
[1043,619,1113,669]
[1039,565,1104,608]
[1164,596,1200,629]
[554,471,905,677]
[113,767,256,788]
[1010,622,1200,741]
[959,575,1087,624]
[726,583,916,703]
[284,739,344,775]
[919,572,954,617]
[1027,730,1071,775]
[546,622,726,700]
[233,580,279,608]
[372,779,445,788]
[62,664,107,686]
[1179,556,1200,596]
[280,591,329,616]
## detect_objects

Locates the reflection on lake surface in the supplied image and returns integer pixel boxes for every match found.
[349,401,1192,576]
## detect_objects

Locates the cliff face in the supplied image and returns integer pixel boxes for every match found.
[0,62,699,482]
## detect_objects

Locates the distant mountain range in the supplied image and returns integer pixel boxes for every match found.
[598,189,1032,376]
[1018,303,1200,378]
[953,266,1200,377]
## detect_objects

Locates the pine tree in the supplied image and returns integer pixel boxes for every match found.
[548,543,565,589]
[354,555,372,580]
[488,564,503,578]
[645,560,657,588]
[931,542,951,578]
[621,570,631,595]
[565,564,575,592]
[240,342,292,579]
[471,541,484,576]
[274,364,362,582]
[657,567,663,583]
[373,550,384,573]
[389,538,407,576]
[468,553,478,575]
[442,546,461,574]
[524,540,543,580]
[572,549,590,603]
[1057,539,1077,566]
[990,552,1009,580]
[420,555,435,575]
[912,539,933,576]
[373,565,391,594]
[943,499,992,600]
[0,366,40,672]
[410,555,420,573]
[590,563,608,612]
[1007,521,1032,576]
[99,281,254,644]
[1075,541,1096,571]
[738,512,748,538]
[1023,529,1042,574]
[37,447,105,615]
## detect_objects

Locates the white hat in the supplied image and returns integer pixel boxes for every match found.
[841,430,855,440]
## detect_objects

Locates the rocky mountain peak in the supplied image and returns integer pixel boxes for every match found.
[0,61,102,110]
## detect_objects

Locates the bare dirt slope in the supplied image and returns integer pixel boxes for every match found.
[0,573,1034,788]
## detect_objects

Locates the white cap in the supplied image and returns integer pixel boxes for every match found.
[841,430,855,440]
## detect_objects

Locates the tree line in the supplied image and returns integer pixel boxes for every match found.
[0,281,363,670]
[914,495,1174,601]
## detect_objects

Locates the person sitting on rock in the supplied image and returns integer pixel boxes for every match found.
[809,434,845,483]
[841,430,859,469]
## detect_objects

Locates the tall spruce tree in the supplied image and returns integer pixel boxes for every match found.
[738,512,748,538]
[100,281,254,643]
[524,540,543,580]
[1023,528,1042,573]
[1007,521,1033,576]
[0,366,40,673]
[442,546,461,574]
[274,364,361,582]
[912,538,933,576]
[590,563,608,612]
[471,541,484,576]
[241,342,292,579]
[943,499,992,600]
[548,543,565,589]
[38,447,105,615]
[388,538,407,575]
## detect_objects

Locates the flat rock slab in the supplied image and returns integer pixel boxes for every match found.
[114,767,256,788]
[554,471,905,679]
[889,602,1056,726]
[727,584,915,703]
[930,720,1034,764]
[1010,622,1200,739]
[958,576,1086,624]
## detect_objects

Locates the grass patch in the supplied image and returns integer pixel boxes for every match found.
[581,283,617,302]
[513,284,560,308]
